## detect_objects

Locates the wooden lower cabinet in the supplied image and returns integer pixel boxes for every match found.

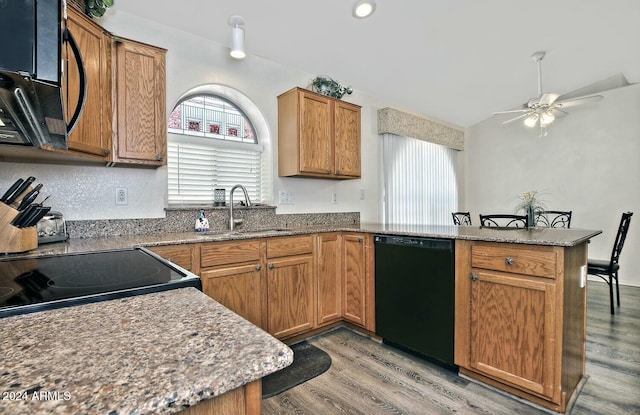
[469,270,557,398]
[316,233,342,325]
[147,243,199,274]
[342,233,375,332]
[267,254,315,338]
[196,232,374,340]
[342,234,366,326]
[455,240,588,413]
[178,380,260,415]
[201,264,263,328]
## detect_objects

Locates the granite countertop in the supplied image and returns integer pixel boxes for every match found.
[0,288,293,415]
[3,223,602,260]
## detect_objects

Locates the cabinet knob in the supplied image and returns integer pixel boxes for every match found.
[255,264,261,271]
[104,149,111,156]
[327,169,332,174]
[336,169,340,174]
[268,263,275,269]
[358,237,364,243]
[505,257,515,265]
[471,273,478,281]
[156,154,163,161]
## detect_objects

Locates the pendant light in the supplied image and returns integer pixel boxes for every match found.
[227,15,246,59]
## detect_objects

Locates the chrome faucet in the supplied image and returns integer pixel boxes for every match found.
[229,184,252,231]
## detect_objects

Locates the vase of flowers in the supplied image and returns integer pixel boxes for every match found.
[515,190,546,228]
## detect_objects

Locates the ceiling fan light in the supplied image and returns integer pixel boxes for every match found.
[524,114,538,128]
[540,111,555,126]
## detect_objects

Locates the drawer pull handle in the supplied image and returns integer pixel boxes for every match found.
[268,263,275,269]
[505,257,515,265]
[471,273,478,281]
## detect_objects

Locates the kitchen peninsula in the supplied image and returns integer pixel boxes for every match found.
[0,288,292,415]
[1,223,601,414]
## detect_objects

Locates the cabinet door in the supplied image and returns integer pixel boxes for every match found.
[65,7,112,159]
[334,101,361,177]
[201,263,263,328]
[469,270,557,400]
[316,233,341,325]
[267,255,314,338]
[342,234,367,326]
[298,91,333,175]
[114,38,166,165]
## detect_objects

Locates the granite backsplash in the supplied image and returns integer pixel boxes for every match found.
[66,206,360,238]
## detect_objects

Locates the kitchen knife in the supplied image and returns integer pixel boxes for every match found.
[24,206,51,228]
[11,204,39,227]
[5,176,36,205]
[1,178,24,203]
[17,183,44,211]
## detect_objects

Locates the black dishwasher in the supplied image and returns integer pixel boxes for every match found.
[374,235,456,369]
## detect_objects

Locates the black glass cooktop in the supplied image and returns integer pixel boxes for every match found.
[0,248,201,318]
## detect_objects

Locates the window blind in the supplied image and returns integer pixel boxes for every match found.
[167,140,262,206]
[382,134,459,225]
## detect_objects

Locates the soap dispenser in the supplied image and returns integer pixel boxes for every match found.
[195,209,210,232]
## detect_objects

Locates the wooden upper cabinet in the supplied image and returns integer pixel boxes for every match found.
[112,37,167,166]
[64,6,112,159]
[334,101,361,177]
[278,87,361,179]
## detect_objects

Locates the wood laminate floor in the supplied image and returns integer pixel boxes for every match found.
[262,281,640,414]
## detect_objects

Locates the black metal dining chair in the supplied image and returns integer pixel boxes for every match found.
[479,214,528,228]
[587,212,633,315]
[536,210,572,228]
[452,212,472,225]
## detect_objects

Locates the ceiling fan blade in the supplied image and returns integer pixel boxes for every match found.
[549,108,568,118]
[502,112,533,125]
[553,94,603,108]
[538,93,560,106]
[492,109,530,115]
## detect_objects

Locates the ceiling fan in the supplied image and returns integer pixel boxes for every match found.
[492,51,604,137]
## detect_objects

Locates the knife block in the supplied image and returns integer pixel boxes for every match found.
[0,202,38,253]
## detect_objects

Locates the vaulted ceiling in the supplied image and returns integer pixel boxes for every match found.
[114,0,639,128]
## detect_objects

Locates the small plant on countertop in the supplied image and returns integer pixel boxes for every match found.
[515,190,547,214]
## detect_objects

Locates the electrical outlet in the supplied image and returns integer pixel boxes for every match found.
[359,188,365,200]
[332,192,337,204]
[278,191,295,205]
[115,187,128,205]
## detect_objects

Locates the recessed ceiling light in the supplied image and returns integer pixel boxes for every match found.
[352,0,376,18]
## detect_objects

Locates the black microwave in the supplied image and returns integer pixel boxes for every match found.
[0,0,86,149]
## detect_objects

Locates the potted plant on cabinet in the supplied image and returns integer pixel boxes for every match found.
[84,0,114,18]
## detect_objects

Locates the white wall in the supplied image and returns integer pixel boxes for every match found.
[464,84,640,286]
[0,10,388,223]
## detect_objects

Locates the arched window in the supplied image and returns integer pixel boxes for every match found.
[166,85,271,206]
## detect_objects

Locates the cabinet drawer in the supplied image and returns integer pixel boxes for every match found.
[201,240,261,267]
[267,235,314,258]
[148,244,194,271]
[471,242,557,278]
